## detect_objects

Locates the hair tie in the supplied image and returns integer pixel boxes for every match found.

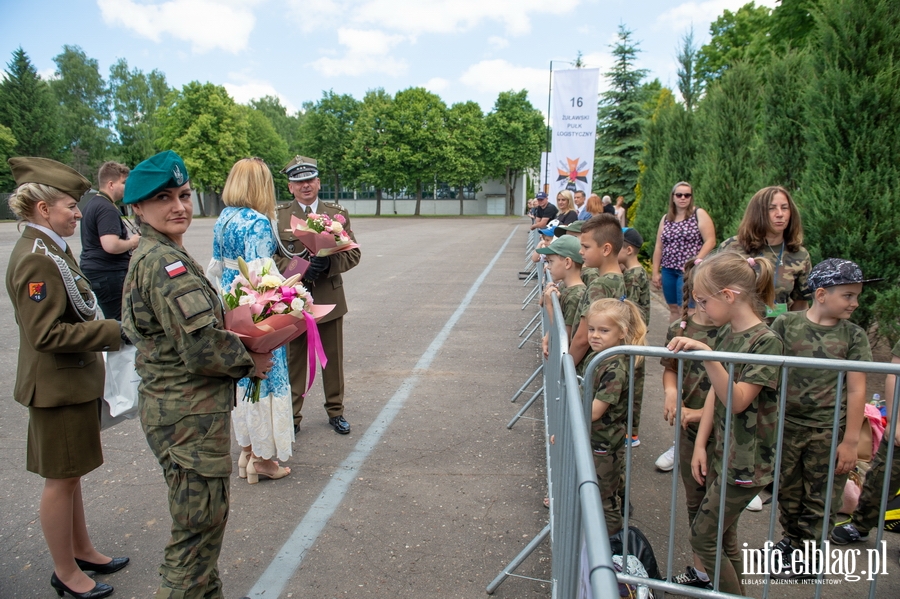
[680,320,687,330]
[694,258,703,266]
[747,257,756,267]
[619,295,627,302]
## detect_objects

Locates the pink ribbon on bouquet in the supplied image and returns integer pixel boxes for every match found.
[303,310,328,393]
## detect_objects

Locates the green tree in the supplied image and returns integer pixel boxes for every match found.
[693,61,761,236]
[445,101,485,215]
[239,104,291,200]
[800,0,900,331]
[345,88,395,215]
[109,58,171,167]
[695,2,773,87]
[0,123,17,191]
[298,91,360,199]
[0,47,61,159]
[769,0,822,50]
[385,87,448,216]
[155,81,249,215]
[51,45,111,177]
[484,90,545,215]
[676,28,703,111]
[250,95,302,153]
[594,25,649,202]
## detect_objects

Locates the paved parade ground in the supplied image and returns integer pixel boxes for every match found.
[1,216,898,598]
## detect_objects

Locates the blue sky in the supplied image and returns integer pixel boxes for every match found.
[0,0,777,115]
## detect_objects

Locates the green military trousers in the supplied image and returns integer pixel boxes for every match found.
[144,412,232,599]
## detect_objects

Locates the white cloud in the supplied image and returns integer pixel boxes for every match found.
[459,59,547,109]
[488,36,509,50]
[424,77,450,93]
[654,0,779,32]
[223,75,297,113]
[311,28,408,77]
[97,0,261,54]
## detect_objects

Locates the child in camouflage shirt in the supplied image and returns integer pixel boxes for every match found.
[538,236,586,357]
[668,252,784,596]
[770,258,874,578]
[583,298,647,536]
[618,226,650,446]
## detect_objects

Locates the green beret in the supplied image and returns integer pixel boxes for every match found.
[535,235,584,263]
[8,157,91,201]
[123,150,190,205]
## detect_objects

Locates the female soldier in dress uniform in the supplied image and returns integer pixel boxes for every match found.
[5,157,128,599]
[120,151,271,599]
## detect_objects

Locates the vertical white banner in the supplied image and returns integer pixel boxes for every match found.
[547,68,600,200]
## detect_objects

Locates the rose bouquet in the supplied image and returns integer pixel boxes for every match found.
[223,257,333,402]
[289,212,360,257]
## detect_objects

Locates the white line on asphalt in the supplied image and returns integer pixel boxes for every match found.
[245,225,520,598]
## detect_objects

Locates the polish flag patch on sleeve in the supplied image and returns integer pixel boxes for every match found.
[165,261,187,278]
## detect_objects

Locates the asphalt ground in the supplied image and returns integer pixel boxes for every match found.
[0,216,897,599]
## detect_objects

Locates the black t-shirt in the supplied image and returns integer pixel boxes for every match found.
[603,204,616,215]
[80,193,132,271]
[558,211,578,225]
[535,203,558,222]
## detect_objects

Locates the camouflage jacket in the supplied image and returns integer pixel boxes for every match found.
[589,355,631,450]
[771,311,871,428]
[122,225,255,427]
[581,266,600,288]
[572,272,626,339]
[720,236,811,308]
[559,283,586,329]
[711,322,784,487]
[661,317,720,411]
[623,266,650,326]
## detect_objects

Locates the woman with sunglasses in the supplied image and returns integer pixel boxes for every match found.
[651,181,717,323]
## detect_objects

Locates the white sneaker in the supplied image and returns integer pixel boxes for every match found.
[655,445,676,471]
[746,494,763,512]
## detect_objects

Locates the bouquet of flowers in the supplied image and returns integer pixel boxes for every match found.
[289,212,360,257]
[223,257,333,402]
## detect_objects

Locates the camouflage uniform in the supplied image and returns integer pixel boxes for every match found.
[720,236,812,316]
[690,322,783,596]
[771,311,872,544]
[559,283,586,329]
[589,354,631,536]
[571,272,626,341]
[580,266,600,289]
[122,225,256,599]
[661,317,720,525]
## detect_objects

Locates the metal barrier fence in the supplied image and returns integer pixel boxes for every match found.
[494,228,900,598]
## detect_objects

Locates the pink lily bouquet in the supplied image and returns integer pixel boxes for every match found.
[289,212,360,257]
[223,257,333,402]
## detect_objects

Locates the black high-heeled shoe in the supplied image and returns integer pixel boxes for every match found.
[50,572,113,598]
[75,556,130,574]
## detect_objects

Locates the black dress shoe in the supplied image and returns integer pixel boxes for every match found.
[50,572,113,598]
[329,415,351,434]
[75,556,129,575]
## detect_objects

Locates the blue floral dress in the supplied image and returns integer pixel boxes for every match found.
[210,206,293,461]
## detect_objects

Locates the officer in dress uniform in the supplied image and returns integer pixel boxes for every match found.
[275,156,361,434]
[121,150,272,599]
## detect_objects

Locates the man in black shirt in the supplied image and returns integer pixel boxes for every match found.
[530,192,559,230]
[80,162,139,320]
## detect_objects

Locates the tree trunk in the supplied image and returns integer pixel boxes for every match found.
[508,170,518,216]
[334,173,341,201]
[504,168,513,216]
[375,188,382,216]
[196,190,206,217]
[459,182,464,216]
[415,179,422,216]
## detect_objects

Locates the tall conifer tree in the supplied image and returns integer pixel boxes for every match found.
[0,47,61,159]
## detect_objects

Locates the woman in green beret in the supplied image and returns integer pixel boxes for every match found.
[5,157,127,599]
[120,150,272,599]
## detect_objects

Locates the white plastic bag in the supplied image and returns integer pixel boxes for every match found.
[101,345,140,430]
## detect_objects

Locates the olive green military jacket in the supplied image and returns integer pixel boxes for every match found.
[274,199,361,323]
[122,225,255,427]
[5,226,121,408]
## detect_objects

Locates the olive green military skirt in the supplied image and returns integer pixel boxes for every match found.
[27,399,103,478]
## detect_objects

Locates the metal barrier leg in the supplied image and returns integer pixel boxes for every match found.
[517,321,541,349]
[507,387,543,429]
[511,364,543,402]
[518,310,541,337]
[485,524,551,595]
[521,268,537,285]
[521,283,540,308]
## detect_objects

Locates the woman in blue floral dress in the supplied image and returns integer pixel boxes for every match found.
[209,158,292,482]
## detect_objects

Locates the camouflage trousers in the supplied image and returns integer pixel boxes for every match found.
[690,469,761,596]
[679,424,712,528]
[851,436,900,535]
[593,431,626,536]
[143,412,232,599]
[778,420,847,544]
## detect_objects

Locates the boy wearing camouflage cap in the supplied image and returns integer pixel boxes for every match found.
[538,235,586,341]
[769,258,876,578]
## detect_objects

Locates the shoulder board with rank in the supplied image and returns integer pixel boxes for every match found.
[323,201,346,212]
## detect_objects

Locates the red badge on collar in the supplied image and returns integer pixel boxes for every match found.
[28,282,46,302]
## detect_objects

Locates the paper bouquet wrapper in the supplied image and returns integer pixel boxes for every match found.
[225,303,335,353]
[289,215,360,257]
